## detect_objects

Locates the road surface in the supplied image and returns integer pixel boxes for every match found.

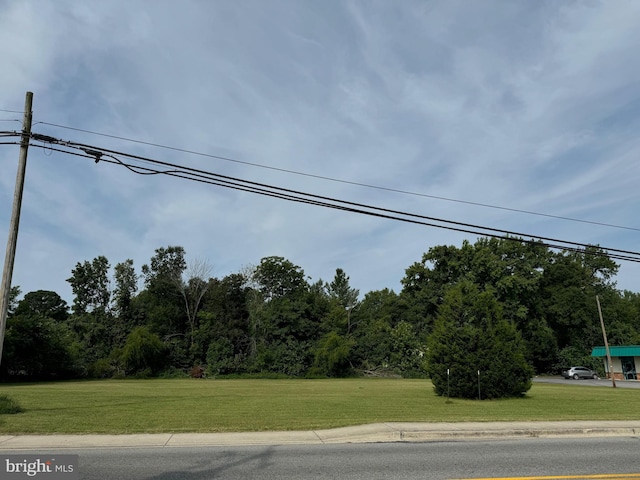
[16,437,640,480]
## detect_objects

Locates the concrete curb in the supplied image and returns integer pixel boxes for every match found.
[0,421,639,450]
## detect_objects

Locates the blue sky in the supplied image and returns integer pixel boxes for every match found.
[1,0,639,303]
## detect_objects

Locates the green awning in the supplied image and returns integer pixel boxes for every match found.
[591,345,640,357]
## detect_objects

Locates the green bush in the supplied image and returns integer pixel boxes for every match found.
[0,394,23,414]
[118,327,167,375]
[389,321,427,377]
[312,331,354,377]
[426,282,533,400]
[88,358,117,378]
[249,340,311,377]
[205,338,235,377]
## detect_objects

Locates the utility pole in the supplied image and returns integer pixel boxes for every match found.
[0,91,33,366]
[596,295,616,388]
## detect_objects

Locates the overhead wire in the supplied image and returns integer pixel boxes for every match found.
[28,143,639,263]
[26,137,640,264]
[0,131,21,145]
[61,138,640,259]
[35,120,640,233]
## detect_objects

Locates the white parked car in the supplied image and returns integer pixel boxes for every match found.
[561,366,598,380]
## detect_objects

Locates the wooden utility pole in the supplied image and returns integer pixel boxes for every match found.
[0,91,33,366]
[596,295,616,388]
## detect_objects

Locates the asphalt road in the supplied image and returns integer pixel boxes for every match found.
[24,437,640,480]
[533,376,640,388]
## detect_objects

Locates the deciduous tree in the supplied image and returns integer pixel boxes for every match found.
[67,256,111,315]
[14,290,68,321]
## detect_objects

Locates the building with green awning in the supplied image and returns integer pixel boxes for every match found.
[591,346,640,380]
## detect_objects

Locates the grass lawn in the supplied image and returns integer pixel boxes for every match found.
[0,378,638,434]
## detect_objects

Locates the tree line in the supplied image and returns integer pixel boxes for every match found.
[3,238,639,387]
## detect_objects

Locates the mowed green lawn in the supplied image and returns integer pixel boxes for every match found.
[0,378,637,434]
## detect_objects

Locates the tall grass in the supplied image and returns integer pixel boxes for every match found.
[0,378,637,434]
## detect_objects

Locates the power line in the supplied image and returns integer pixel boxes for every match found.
[68,138,640,257]
[27,137,640,264]
[35,120,640,233]
[30,143,640,263]
[0,108,23,114]
[0,131,25,145]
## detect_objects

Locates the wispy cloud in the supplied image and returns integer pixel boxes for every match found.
[1,0,639,300]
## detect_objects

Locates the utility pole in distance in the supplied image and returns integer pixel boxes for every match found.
[0,91,33,367]
[596,295,616,388]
